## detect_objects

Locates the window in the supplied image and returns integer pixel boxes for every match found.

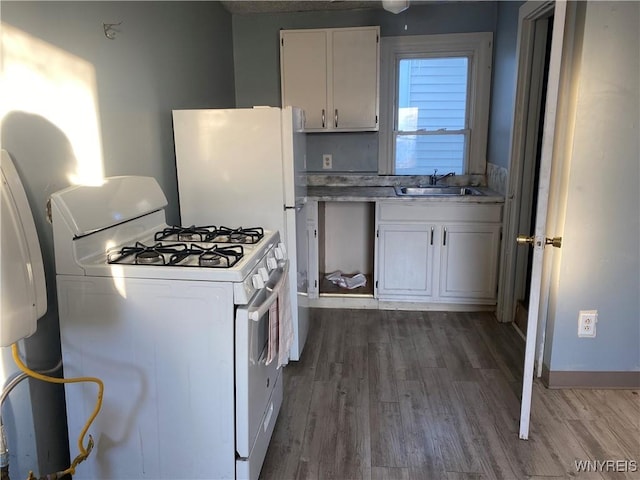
[396,57,469,174]
[379,33,493,176]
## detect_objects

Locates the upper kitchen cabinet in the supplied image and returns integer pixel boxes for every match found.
[280,26,380,132]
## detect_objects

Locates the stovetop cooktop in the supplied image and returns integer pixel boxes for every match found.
[107,226,266,269]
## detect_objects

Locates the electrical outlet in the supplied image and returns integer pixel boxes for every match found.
[578,310,598,337]
[322,154,332,170]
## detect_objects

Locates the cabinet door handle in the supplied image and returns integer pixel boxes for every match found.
[430,226,434,245]
[443,227,447,246]
[321,109,325,128]
[334,109,338,128]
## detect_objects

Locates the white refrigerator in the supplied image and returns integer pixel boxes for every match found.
[172,106,309,361]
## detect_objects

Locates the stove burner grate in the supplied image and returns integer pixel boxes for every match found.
[107,242,245,268]
[154,225,219,242]
[154,225,264,244]
[216,226,264,244]
[108,242,190,265]
[136,250,164,264]
[191,244,244,268]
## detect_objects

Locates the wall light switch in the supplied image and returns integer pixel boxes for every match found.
[322,154,332,170]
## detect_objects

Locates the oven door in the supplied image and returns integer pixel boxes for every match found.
[235,260,288,461]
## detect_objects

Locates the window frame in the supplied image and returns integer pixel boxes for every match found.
[378,32,493,175]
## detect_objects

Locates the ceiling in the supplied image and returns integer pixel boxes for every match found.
[219,1,395,15]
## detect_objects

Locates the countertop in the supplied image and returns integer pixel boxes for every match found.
[306,185,504,203]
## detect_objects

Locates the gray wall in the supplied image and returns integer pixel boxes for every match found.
[1,2,234,476]
[487,1,523,170]
[544,1,640,373]
[231,2,498,172]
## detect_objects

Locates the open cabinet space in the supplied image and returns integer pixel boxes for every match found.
[316,201,375,298]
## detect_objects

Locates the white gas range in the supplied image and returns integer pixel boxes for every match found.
[50,176,287,480]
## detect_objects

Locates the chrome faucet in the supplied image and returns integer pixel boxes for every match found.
[430,169,455,185]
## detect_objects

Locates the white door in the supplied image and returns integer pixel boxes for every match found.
[516,0,568,440]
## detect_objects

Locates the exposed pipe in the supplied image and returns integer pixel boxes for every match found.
[0,359,63,480]
[11,344,102,479]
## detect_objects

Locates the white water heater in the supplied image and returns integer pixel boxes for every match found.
[0,149,47,346]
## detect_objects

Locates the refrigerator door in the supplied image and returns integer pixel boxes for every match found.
[173,106,308,360]
[173,107,286,229]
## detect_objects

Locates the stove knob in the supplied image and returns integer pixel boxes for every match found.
[259,267,269,282]
[252,273,265,289]
[266,256,278,271]
[274,247,284,260]
[278,242,288,259]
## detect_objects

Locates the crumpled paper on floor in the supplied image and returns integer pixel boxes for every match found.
[325,270,367,289]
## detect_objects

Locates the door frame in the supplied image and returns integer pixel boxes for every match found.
[497,0,557,326]
[512,16,550,335]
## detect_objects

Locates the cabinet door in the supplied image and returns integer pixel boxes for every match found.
[280,30,328,130]
[331,28,379,131]
[377,223,435,299]
[438,224,501,301]
[307,201,319,298]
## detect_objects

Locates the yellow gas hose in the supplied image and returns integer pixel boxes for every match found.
[11,343,104,478]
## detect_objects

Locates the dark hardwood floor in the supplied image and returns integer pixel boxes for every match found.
[260,309,639,480]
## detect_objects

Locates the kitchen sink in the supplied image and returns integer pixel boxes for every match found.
[394,185,485,196]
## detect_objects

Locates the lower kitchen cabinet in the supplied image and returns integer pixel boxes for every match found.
[438,223,501,301]
[305,198,502,308]
[375,202,502,305]
[376,222,436,299]
[306,200,375,299]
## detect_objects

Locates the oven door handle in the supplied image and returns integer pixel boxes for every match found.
[248,260,290,322]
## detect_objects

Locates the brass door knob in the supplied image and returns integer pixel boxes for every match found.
[516,234,535,245]
[516,234,562,248]
[545,236,562,248]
